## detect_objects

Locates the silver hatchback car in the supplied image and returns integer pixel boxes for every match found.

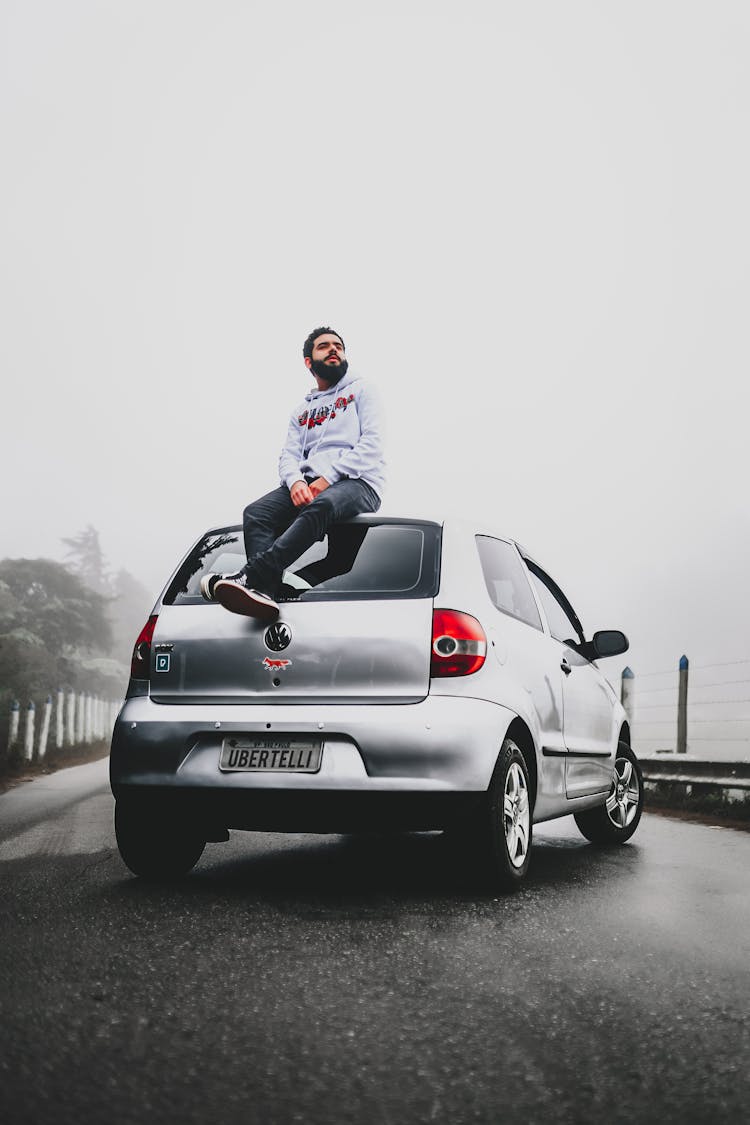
[110,516,643,888]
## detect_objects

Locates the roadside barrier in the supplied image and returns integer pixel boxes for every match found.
[4,693,121,765]
[639,756,750,790]
[639,755,750,817]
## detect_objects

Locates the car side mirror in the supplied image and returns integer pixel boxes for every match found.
[572,630,629,662]
[592,630,629,658]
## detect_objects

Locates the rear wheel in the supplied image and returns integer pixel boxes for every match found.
[477,738,533,890]
[574,743,644,844]
[115,798,205,879]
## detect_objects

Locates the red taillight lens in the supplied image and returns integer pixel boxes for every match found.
[431,609,487,677]
[130,615,158,680]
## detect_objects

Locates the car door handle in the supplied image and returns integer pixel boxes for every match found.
[560,658,572,675]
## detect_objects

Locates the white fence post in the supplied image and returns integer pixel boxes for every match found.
[37,695,52,760]
[9,700,21,750]
[55,689,64,749]
[66,691,76,746]
[5,693,120,766]
[84,695,93,744]
[24,702,36,762]
[76,693,85,745]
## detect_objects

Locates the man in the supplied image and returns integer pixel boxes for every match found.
[201,326,385,621]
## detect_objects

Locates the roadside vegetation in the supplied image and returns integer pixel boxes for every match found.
[645,780,750,827]
[0,527,149,780]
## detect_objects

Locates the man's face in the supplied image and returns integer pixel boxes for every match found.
[306,333,348,384]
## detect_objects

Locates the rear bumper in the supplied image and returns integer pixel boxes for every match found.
[112,787,486,833]
[110,694,517,809]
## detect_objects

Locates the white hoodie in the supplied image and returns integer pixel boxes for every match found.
[278,371,386,499]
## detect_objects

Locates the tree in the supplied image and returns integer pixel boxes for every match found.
[62,525,110,595]
[0,559,112,655]
[109,568,152,664]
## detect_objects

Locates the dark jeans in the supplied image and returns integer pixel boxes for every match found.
[242,478,380,593]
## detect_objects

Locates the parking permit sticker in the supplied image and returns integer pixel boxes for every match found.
[155,653,171,673]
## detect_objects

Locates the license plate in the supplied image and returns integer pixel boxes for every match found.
[219,737,322,773]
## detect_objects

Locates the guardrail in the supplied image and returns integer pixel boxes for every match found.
[639,755,750,818]
[639,756,750,790]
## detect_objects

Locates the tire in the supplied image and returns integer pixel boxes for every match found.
[574,742,644,844]
[115,798,205,879]
[474,738,533,891]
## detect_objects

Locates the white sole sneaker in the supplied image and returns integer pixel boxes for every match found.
[214,580,279,621]
[199,574,219,601]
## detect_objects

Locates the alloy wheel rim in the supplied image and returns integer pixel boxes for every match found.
[605,756,640,829]
[503,761,530,867]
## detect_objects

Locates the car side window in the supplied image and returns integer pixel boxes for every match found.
[475,536,543,630]
[526,568,583,645]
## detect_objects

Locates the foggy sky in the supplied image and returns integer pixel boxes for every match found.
[2,2,749,726]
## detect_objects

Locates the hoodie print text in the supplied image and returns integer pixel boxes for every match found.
[298,393,355,429]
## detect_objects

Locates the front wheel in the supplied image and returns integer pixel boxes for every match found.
[115,799,205,879]
[574,743,644,844]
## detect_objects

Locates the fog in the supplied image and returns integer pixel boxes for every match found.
[2,2,749,745]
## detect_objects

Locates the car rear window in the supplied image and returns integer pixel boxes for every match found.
[162,520,442,605]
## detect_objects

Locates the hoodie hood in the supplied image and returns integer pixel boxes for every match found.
[304,369,357,403]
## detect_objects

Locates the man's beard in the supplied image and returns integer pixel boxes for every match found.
[311,357,348,385]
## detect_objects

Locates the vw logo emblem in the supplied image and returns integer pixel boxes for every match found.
[264,622,292,652]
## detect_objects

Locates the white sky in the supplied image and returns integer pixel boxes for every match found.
[2,1,749,700]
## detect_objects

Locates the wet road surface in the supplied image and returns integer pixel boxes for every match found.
[1,759,749,1124]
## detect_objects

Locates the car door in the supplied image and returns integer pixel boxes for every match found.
[524,560,615,797]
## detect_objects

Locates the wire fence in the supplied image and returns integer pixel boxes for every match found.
[621,658,750,759]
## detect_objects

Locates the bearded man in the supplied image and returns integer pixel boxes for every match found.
[201,326,385,620]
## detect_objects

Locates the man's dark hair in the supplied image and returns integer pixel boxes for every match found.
[303,326,345,360]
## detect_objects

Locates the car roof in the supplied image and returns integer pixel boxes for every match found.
[202,514,444,537]
[202,513,528,552]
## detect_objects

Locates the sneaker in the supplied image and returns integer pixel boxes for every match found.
[199,569,248,602]
[213,575,279,621]
[199,572,225,601]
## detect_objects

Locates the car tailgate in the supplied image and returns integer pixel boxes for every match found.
[148,598,433,704]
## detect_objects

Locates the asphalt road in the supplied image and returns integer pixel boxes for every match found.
[1,759,749,1125]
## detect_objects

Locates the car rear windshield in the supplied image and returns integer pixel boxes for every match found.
[162,520,442,605]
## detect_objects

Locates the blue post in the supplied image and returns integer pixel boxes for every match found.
[677,655,689,754]
[9,700,21,748]
[621,666,634,718]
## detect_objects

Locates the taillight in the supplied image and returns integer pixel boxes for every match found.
[130,615,158,680]
[431,609,487,677]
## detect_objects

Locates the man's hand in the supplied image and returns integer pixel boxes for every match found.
[309,477,330,498]
[290,481,314,507]
[290,478,330,506]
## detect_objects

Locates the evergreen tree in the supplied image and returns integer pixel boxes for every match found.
[0,559,122,747]
[109,568,152,664]
[62,525,110,595]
